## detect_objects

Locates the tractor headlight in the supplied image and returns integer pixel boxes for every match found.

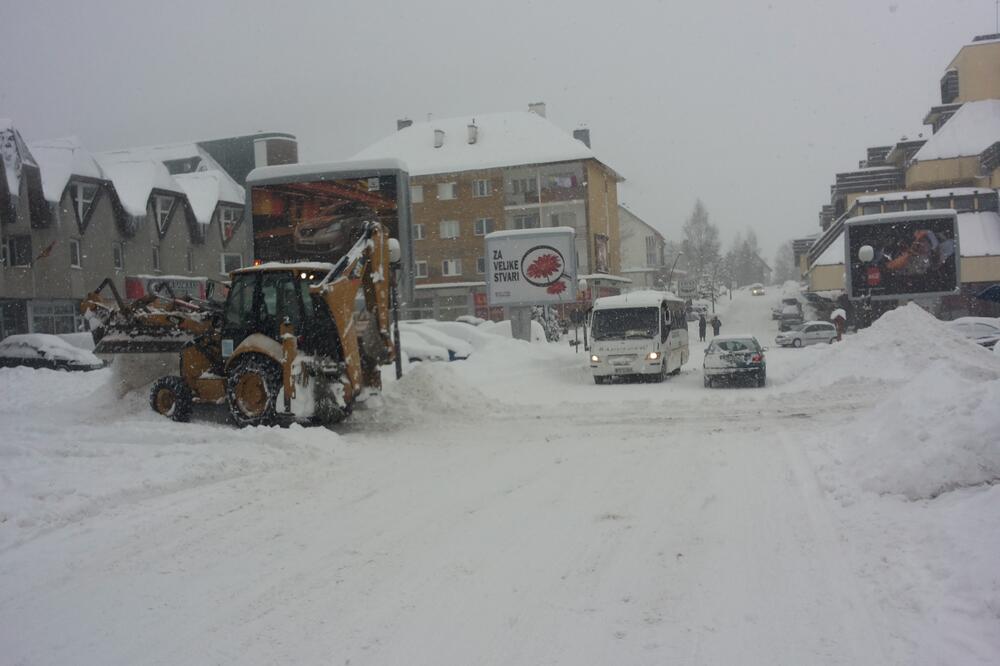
[647,351,661,361]
[590,354,600,363]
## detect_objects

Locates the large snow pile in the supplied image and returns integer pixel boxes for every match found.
[807,305,1000,501]
[782,303,1000,391]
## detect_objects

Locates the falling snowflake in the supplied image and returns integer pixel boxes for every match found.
[546,280,567,295]
[527,253,562,280]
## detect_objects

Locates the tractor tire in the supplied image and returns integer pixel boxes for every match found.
[792,338,803,348]
[149,376,193,422]
[226,354,283,427]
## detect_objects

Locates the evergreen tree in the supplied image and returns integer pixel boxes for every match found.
[680,200,721,279]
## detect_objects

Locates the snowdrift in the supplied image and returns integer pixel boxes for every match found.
[810,305,1000,500]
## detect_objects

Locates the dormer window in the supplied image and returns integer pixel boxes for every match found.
[154,195,175,236]
[68,181,98,230]
[219,206,242,244]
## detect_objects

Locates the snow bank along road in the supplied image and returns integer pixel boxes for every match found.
[1,291,998,665]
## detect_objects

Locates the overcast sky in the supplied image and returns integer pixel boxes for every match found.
[1,0,993,259]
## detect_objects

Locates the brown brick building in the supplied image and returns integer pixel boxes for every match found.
[353,104,624,319]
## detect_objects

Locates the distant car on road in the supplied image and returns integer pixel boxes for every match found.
[775,321,837,347]
[703,335,766,387]
[750,283,765,296]
[947,317,1000,348]
[0,333,104,371]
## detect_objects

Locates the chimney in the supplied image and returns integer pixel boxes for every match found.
[528,102,546,117]
[433,129,445,149]
[397,118,413,131]
[573,128,591,148]
[467,122,478,144]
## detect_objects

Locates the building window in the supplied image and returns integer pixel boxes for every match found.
[152,246,161,271]
[410,296,434,319]
[113,243,124,270]
[414,260,428,278]
[410,185,423,203]
[30,301,82,334]
[904,199,927,211]
[440,220,460,239]
[472,179,490,197]
[645,236,659,266]
[69,182,98,225]
[442,259,462,276]
[186,249,194,273]
[476,256,486,274]
[69,239,82,268]
[153,195,175,232]
[512,214,539,230]
[221,253,243,275]
[474,218,494,236]
[861,203,881,215]
[413,223,425,240]
[511,178,536,194]
[3,235,32,267]
[437,182,457,200]
[219,206,242,243]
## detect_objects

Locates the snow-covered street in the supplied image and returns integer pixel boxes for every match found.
[2,289,999,665]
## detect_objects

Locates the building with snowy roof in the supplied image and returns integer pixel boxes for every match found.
[618,205,668,290]
[804,34,1000,318]
[0,122,297,338]
[351,103,625,320]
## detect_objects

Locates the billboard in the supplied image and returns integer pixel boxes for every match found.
[485,227,578,306]
[844,210,959,301]
[246,160,413,302]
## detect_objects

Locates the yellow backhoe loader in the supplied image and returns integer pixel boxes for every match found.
[83,220,402,426]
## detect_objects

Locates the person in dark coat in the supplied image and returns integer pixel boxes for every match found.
[698,314,707,342]
[711,316,721,336]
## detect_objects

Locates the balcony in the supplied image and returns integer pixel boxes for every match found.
[504,185,587,208]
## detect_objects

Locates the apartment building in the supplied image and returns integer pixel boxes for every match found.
[0,122,296,337]
[804,34,1000,316]
[352,104,624,320]
[618,205,666,290]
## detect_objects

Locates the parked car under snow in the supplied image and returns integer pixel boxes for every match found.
[0,334,104,371]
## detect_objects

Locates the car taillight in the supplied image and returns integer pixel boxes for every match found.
[751,353,762,362]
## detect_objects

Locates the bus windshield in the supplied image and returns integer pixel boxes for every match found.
[591,307,659,340]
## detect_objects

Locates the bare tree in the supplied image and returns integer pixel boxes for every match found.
[680,200,720,279]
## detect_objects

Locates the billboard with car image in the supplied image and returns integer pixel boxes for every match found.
[844,210,959,301]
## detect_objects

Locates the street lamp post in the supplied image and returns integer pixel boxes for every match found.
[666,253,683,293]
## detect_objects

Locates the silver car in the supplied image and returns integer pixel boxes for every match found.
[703,335,766,387]
[775,321,837,347]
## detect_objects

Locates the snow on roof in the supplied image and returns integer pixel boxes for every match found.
[957,211,1000,257]
[593,290,682,309]
[855,187,989,204]
[247,158,408,184]
[351,111,620,179]
[579,273,633,283]
[913,100,1000,161]
[95,158,178,217]
[414,281,486,290]
[27,137,105,202]
[233,261,336,274]
[812,210,1000,267]
[97,141,244,219]
[1,123,37,197]
[173,171,244,223]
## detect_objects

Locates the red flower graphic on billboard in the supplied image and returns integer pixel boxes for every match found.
[526,253,562,281]
[546,280,567,295]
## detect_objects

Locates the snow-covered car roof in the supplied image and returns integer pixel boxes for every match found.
[0,334,103,369]
[710,334,759,342]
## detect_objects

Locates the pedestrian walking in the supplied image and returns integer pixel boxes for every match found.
[711,315,721,337]
[698,314,707,342]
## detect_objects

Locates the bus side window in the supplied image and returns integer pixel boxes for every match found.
[661,305,670,341]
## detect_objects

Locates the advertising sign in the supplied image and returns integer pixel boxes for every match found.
[251,175,401,264]
[246,160,413,303]
[844,210,960,301]
[485,227,577,306]
[125,275,207,300]
[678,278,698,298]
